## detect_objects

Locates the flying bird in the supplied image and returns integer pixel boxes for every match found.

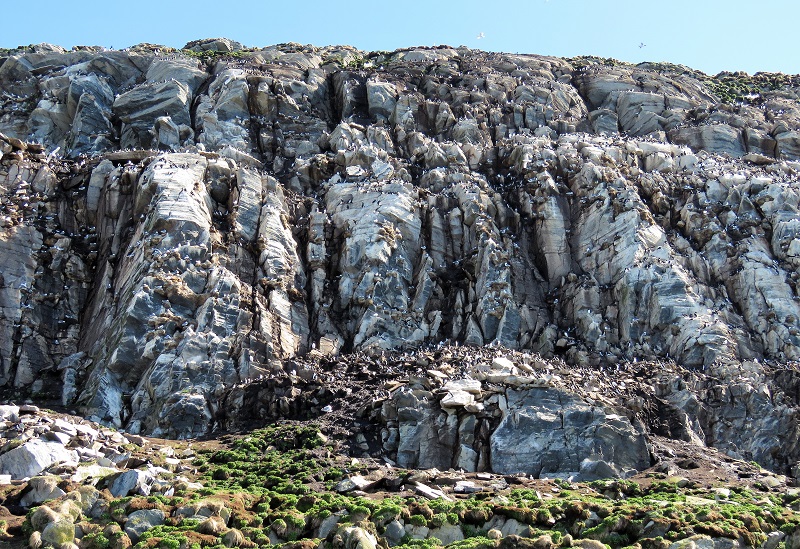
[639,42,646,48]
[476,32,485,40]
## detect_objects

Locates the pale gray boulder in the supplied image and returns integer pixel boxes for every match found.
[0,440,78,479]
[20,475,67,507]
[125,509,165,542]
[113,80,192,149]
[670,124,746,157]
[490,387,649,477]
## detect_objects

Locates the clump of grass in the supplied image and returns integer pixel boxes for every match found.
[19,420,800,549]
[704,71,800,104]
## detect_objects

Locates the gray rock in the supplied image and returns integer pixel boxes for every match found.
[318,512,345,539]
[113,80,192,149]
[124,509,165,542]
[588,109,618,135]
[20,475,67,507]
[412,481,452,501]
[575,459,622,482]
[776,130,800,160]
[383,520,405,546]
[196,69,251,151]
[146,57,207,96]
[616,91,666,136]
[490,388,650,477]
[763,531,786,549]
[0,405,19,422]
[339,526,378,549]
[4,42,800,477]
[108,469,153,497]
[41,518,76,547]
[0,440,78,479]
[184,38,244,53]
[744,127,777,157]
[335,475,372,493]
[670,124,746,157]
[367,80,398,121]
[429,524,464,545]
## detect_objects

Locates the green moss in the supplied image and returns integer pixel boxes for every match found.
[567,56,629,69]
[409,514,427,526]
[704,71,800,105]
[181,48,252,63]
[396,537,443,549]
[81,532,110,549]
[448,536,497,549]
[22,416,800,549]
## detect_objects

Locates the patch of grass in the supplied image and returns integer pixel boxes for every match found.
[704,71,800,105]
[567,56,630,70]
[19,419,800,549]
[181,48,252,63]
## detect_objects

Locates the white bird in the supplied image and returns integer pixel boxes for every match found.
[476,32,485,40]
[639,42,646,48]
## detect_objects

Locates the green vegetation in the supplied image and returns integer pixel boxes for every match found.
[704,71,800,104]
[567,56,630,70]
[19,423,800,549]
[180,48,253,63]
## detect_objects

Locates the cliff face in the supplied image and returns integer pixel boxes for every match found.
[2,39,800,478]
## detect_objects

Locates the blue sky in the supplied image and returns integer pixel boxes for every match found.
[4,0,798,76]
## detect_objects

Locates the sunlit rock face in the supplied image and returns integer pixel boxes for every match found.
[3,39,800,476]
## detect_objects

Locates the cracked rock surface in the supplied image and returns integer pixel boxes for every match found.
[2,40,800,479]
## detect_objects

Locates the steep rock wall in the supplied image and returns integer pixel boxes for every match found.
[2,40,800,476]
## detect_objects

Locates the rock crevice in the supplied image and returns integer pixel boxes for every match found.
[2,41,800,478]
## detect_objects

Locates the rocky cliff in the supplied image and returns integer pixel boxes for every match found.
[3,38,800,480]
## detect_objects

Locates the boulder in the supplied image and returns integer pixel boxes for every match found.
[670,124,745,157]
[20,475,66,507]
[367,80,398,121]
[0,405,19,421]
[0,440,78,479]
[490,388,650,477]
[776,130,800,160]
[41,518,76,547]
[108,469,153,497]
[338,526,378,549]
[124,509,165,542]
[113,80,192,149]
[184,38,244,52]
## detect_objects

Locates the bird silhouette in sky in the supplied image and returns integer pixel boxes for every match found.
[477,32,485,40]
[639,42,646,48]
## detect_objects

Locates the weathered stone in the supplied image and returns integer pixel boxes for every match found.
[0,440,78,479]
[113,80,192,149]
[20,475,67,507]
[429,524,464,545]
[108,469,153,497]
[41,518,75,547]
[124,509,165,542]
[670,124,746,157]
[490,388,649,477]
[0,405,19,422]
[184,38,243,53]
[339,526,378,549]
[335,475,372,492]
[412,481,452,501]
[3,41,800,481]
[383,520,405,546]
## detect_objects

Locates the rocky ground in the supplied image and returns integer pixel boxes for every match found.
[2,406,800,549]
[3,37,800,548]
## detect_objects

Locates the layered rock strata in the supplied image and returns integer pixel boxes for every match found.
[2,40,800,478]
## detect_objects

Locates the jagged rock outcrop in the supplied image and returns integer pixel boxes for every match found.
[3,40,800,478]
